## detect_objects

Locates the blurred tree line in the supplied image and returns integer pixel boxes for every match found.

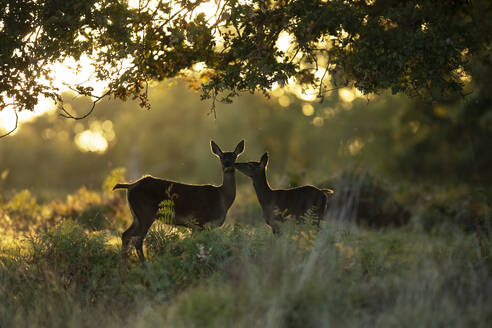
[1,71,490,197]
[1,0,490,196]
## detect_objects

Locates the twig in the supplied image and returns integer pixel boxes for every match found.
[210,88,217,119]
[317,65,329,102]
[0,108,19,139]
[58,90,111,120]
[209,0,228,36]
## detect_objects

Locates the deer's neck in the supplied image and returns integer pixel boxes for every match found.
[253,170,273,208]
[220,171,236,208]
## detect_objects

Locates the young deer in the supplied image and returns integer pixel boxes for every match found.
[235,152,333,234]
[114,140,244,264]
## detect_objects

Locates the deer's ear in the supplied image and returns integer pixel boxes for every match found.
[234,140,245,156]
[260,152,269,167]
[211,141,223,157]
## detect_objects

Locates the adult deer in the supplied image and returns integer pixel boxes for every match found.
[235,152,333,234]
[114,140,244,264]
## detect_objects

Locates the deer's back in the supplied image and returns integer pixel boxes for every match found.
[271,185,326,218]
[128,176,229,226]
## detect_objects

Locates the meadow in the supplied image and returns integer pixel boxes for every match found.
[1,81,491,328]
[1,1,490,325]
[0,169,490,328]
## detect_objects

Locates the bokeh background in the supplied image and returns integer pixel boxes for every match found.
[2,77,488,195]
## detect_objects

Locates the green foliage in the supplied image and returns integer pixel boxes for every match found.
[142,223,252,290]
[300,206,322,226]
[135,221,491,328]
[0,184,129,234]
[417,188,491,235]
[1,0,489,117]
[76,204,110,231]
[0,220,122,327]
[381,52,492,184]
[28,220,118,290]
[1,76,490,196]
[327,170,410,227]
[102,167,126,196]
[0,190,43,232]
[157,185,178,225]
[157,199,176,225]
[5,190,39,215]
[0,191,491,327]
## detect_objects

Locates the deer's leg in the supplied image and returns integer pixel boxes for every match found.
[266,215,281,235]
[135,222,153,264]
[120,223,138,280]
[135,236,146,264]
[132,203,157,264]
[312,206,323,228]
[122,198,142,260]
[271,223,281,235]
[121,223,137,260]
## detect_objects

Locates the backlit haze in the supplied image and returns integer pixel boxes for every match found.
[0,0,364,153]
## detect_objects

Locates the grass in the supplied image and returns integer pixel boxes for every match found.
[0,186,491,327]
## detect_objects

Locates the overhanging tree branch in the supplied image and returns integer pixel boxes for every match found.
[58,90,112,120]
[0,107,19,139]
[0,0,486,135]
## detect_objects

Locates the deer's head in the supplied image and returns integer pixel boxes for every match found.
[235,152,269,178]
[211,140,245,173]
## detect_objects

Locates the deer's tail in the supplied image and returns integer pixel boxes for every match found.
[321,188,334,196]
[113,183,133,191]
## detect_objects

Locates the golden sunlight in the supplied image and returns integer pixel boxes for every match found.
[313,116,324,127]
[193,62,207,71]
[129,0,219,21]
[348,138,364,155]
[323,107,336,119]
[0,1,231,138]
[74,120,115,154]
[1,1,222,136]
[0,55,110,135]
[196,1,221,20]
[50,56,108,96]
[338,88,356,102]
[278,95,291,107]
[0,97,55,135]
[75,130,108,153]
[276,31,293,53]
[295,89,317,102]
[302,104,314,116]
[271,83,285,97]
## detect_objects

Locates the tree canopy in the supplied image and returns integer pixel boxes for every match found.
[0,0,490,128]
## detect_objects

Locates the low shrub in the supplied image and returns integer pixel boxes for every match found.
[0,183,491,328]
[417,188,492,236]
[325,171,410,227]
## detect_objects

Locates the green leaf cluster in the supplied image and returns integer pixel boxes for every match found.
[1,0,489,116]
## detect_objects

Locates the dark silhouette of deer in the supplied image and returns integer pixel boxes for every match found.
[114,140,244,265]
[235,152,333,234]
